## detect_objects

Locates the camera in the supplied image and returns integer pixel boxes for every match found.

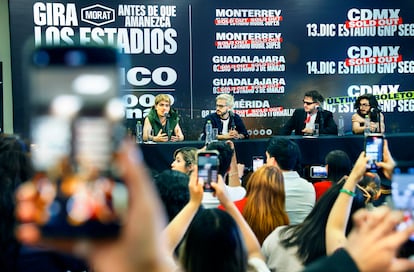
[392,166,414,258]
[364,134,384,172]
[310,165,328,179]
[252,156,264,171]
[197,150,220,192]
[26,45,128,239]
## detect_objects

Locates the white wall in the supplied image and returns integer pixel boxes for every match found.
[0,0,13,133]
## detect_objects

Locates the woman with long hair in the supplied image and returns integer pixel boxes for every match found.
[242,165,289,245]
[262,169,380,272]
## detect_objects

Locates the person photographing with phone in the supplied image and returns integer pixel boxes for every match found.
[143,94,184,142]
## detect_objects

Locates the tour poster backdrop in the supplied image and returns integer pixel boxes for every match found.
[9,0,414,139]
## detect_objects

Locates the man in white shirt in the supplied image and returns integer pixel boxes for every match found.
[265,137,315,224]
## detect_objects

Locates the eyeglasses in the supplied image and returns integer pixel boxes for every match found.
[303,100,316,105]
[359,103,370,107]
[216,104,227,108]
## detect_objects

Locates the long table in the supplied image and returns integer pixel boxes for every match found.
[139,133,414,173]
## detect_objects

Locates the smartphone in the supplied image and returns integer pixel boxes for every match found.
[364,134,384,172]
[252,156,264,171]
[197,150,220,192]
[310,165,328,179]
[26,45,128,239]
[392,166,414,258]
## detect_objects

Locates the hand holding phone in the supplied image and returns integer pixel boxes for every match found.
[197,150,219,192]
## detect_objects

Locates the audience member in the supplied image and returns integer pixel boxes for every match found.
[303,206,414,272]
[171,147,198,175]
[352,93,385,134]
[279,90,338,135]
[325,140,394,255]
[240,166,289,245]
[0,135,88,272]
[154,169,191,222]
[201,94,249,140]
[219,165,289,244]
[163,171,269,272]
[265,137,315,224]
[262,172,379,272]
[313,150,352,201]
[202,141,246,209]
[143,94,184,142]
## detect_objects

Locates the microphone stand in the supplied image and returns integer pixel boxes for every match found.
[317,107,324,134]
[165,113,171,140]
[371,108,381,133]
[377,109,381,133]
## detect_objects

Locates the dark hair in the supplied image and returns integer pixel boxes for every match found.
[0,135,34,265]
[325,150,352,183]
[154,169,191,222]
[206,141,234,176]
[179,209,248,272]
[279,177,378,265]
[266,137,301,171]
[304,90,324,103]
[354,94,380,121]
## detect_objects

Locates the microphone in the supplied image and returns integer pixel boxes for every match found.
[229,110,236,129]
[370,107,381,113]
[315,106,322,112]
[164,112,170,118]
[370,107,381,128]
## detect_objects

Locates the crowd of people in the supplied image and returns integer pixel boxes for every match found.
[1,126,413,271]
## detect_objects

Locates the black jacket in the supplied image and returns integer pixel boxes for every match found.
[279,108,338,135]
[201,112,249,140]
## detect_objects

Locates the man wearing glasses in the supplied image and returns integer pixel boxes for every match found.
[201,94,249,140]
[279,90,338,135]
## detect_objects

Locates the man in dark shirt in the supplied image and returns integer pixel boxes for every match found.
[202,94,249,140]
[279,90,338,136]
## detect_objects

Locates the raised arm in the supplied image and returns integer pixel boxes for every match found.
[162,170,203,256]
[325,152,368,255]
[212,176,264,261]
[226,140,243,187]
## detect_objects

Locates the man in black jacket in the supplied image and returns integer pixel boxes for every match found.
[279,90,338,136]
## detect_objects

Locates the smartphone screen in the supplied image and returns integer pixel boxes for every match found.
[364,134,384,172]
[252,156,264,171]
[197,151,219,192]
[27,46,128,238]
[392,167,414,258]
[310,165,328,179]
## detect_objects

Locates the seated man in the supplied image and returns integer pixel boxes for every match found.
[201,94,249,140]
[279,90,338,135]
[143,94,184,142]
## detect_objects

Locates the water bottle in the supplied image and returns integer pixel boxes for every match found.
[338,115,345,136]
[364,115,370,136]
[205,120,213,144]
[136,120,143,143]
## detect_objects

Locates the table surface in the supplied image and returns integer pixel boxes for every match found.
[139,133,414,174]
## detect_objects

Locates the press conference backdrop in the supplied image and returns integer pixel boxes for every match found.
[9,0,414,139]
